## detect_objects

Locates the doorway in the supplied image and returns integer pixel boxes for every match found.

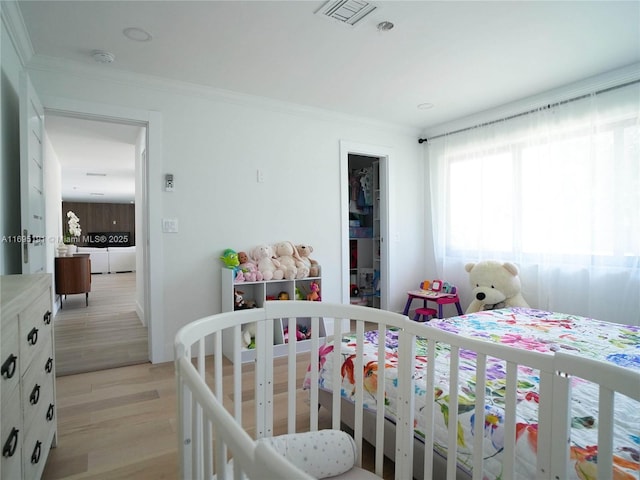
[45,112,150,375]
[340,141,390,310]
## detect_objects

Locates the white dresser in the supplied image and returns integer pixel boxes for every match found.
[1,274,57,480]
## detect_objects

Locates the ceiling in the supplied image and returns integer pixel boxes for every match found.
[45,115,141,204]
[16,0,640,202]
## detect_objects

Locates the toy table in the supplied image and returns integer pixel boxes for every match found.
[402,289,463,319]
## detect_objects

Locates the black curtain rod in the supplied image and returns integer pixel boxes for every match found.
[418,79,640,144]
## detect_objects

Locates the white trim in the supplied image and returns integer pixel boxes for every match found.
[339,140,392,311]
[1,0,34,67]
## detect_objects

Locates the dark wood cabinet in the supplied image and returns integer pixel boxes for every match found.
[55,255,91,307]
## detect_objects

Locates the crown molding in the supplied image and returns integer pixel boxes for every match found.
[1,0,34,67]
[25,54,420,137]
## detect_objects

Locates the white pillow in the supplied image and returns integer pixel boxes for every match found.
[257,429,357,479]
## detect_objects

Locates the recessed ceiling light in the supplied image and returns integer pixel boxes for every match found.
[91,50,115,64]
[377,21,394,32]
[123,27,153,42]
[417,103,434,110]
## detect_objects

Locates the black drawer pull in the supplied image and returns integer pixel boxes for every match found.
[47,403,55,421]
[45,357,54,374]
[43,310,52,325]
[2,427,19,458]
[30,384,41,405]
[31,440,42,464]
[1,353,17,379]
[27,327,39,346]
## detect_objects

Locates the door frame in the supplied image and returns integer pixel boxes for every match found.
[340,140,391,309]
[40,95,165,363]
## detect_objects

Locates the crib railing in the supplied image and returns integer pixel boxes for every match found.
[174,301,637,480]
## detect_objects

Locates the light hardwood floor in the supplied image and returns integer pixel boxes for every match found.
[43,354,395,479]
[54,272,148,376]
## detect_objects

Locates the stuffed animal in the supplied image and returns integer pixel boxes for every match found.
[464,260,530,314]
[242,322,257,349]
[296,244,320,277]
[220,248,241,280]
[307,281,321,301]
[274,241,309,279]
[251,244,284,281]
[283,326,306,343]
[237,251,263,282]
[234,289,247,310]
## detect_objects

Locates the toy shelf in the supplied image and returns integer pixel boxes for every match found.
[220,268,325,363]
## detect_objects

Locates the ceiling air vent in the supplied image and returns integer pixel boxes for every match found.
[315,0,377,26]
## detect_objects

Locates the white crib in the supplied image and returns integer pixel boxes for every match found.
[174,301,640,480]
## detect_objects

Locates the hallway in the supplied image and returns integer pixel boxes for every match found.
[54,272,149,376]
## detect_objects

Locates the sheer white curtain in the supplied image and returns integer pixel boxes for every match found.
[427,82,640,326]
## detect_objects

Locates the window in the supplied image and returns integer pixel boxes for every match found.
[427,82,640,324]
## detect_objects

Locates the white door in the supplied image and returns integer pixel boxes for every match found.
[20,72,46,273]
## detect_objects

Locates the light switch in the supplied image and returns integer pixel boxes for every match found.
[162,218,178,233]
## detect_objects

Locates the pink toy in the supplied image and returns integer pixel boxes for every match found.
[307,281,321,301]
[283,326,306,343]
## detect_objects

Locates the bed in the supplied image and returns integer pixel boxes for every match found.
[174,301,640,480]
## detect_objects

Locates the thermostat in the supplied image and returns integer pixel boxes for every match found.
[165,174,174,192]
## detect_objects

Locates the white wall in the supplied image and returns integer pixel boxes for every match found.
[27,64,425,362]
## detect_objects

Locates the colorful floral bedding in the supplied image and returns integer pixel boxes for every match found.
[303,308,640,479]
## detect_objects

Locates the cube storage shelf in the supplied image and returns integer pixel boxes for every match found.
[221,268,325,363]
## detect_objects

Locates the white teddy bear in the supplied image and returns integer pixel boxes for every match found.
[274,241,309,279]
[464,260,530,314]
[251,244,284,281]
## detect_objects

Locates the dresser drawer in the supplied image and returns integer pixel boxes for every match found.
[1,311,21,394]
[19,289,53,377]
[1,383,23,480]
[22,420,55,480]
[22,330,55,435]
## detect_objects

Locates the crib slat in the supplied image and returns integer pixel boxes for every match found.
[287,316,297,434]
[331,317,343,432]
[395,328,416,480]
[422,337,437,480]
[536,370,554,477]
[309,316,320,432]
[597,386,615,480]
[374,323,386,477]
[446,346,460,480]
[353,320,365,468]
[502,361,518,480]
[472,353,487,480]
[191,393,201,479]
